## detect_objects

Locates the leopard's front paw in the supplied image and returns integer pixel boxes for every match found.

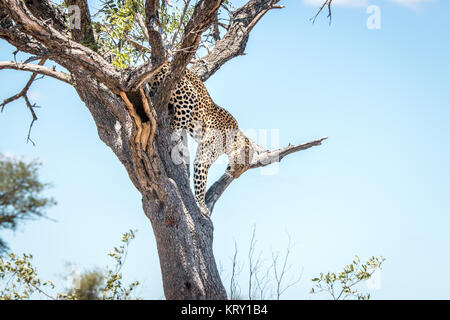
[198,201,211,217]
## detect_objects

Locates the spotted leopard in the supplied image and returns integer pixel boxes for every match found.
[147,63,254,212]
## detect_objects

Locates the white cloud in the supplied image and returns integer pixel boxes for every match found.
[304,0,434,9]
[388,0,434,9]
[0,152,44,164]
[303,0,369,8]
[0,152,20,161]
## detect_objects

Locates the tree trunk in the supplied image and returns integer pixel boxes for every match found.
[143,198,226,299]
[73,72,227,299]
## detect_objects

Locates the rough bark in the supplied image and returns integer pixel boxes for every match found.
[145,0,168,65]
[0,0,328,300]
[190,0,284,81]
[64,0,95,45]
[72,71,226,299]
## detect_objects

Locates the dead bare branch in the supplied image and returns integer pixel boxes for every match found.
[205,137,328,213]
[229,241,242,300]
[272,235,302,299]
[249,136,329,169]
[247,225,265,300]
[311,0,333,25]
[190,0,284,82]
[0,61,72,84]
[0,58,51,145]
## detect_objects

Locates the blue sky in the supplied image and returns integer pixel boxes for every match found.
[1,0,449,299]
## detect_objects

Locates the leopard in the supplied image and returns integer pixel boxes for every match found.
[147,62,255,214]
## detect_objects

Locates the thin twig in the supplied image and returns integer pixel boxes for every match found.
[311,0,333,25]
[170,0,191,50]
[0,58,49,145]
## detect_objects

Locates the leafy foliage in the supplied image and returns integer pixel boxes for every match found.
[0,155,56,255]
[96,0,148,68]
[0,253,55,300]
[0,230,141,300]
[310,255,386,300]
[56,0,232,69]
[101,229,140,299]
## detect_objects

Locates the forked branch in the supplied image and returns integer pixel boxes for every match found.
[0,58,56,145]
[311,0,334,24]
[190,0,284,82]
[205,137,328,212]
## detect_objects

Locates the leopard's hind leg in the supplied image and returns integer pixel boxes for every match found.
[193,131,224,215]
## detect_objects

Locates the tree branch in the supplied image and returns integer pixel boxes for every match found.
[212,13,220,41]
[123,61,166,91]
[0,3,50,57]
[190,0,284,82]
[249,136,328,169]
[0,58,57,145]
[205,136,328,213]
[64,0,95,45]
[169,0,191,51]
[145,0,168,64]
[126,36,152,53]
[25,0,66,32]
[1,0,122,91]
[0,61,72,84]
[311,0,333,24]
[153,0,223,113]
[136,13,150,42]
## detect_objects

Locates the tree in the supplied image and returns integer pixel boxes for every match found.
[0,0,330,299]
[0,155,56,256]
